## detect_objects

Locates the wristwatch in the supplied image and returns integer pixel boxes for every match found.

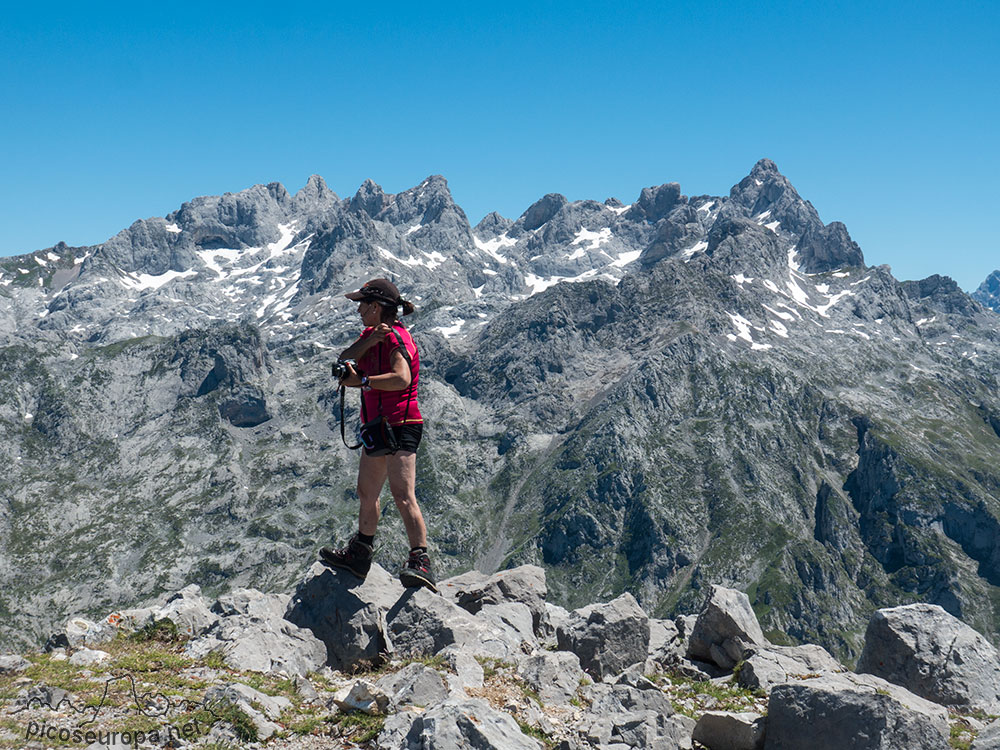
[361,375,372,391]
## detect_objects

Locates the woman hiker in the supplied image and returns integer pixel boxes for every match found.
[319,278,436,592]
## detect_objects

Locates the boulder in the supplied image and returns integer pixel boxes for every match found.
[583,682,676,717]
[764,672,950,750]
[648,617,683,667]
[64,617,116,648]
[378,697,543,749]
[584,710,693,750]
[478,602,537,649]
[0,655,30,674]
[387,587,522,661]
[205,616,326,677]
[376,662,451,708]
[285,562,404,670]
[69,648,111,667]
[440,565,550,637]
[693,711,766,750]
[736,644,845,691]
[857,603,1000,713]
[517,651,585,705]
[331,680,393,715]
[155,584,219,638]
[556,593,650,679]
[687,585,767,669]
[438,645,485,689]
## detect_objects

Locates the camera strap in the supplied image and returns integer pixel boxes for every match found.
[339,385,362,450]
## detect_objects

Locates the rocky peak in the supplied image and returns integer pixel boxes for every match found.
[627,182,683,224]
[729,158,821,236]
[973,270,1000,312]
[349,179,390,218]
[292,174,338,213]
[520,193,568,231]
[474,211,513,239]
[901,274,983,318]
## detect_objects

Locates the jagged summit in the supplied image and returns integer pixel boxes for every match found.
[973,269,1000,312]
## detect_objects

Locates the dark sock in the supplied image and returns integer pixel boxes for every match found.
[357,532,375,546]
[411,546,428,556]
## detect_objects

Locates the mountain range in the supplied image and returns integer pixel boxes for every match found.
[1,159,998,663]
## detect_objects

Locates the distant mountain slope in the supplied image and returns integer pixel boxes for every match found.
[1,160,998,662]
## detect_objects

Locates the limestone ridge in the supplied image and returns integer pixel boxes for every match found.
[0,161,999,668]
[7,571,997,749]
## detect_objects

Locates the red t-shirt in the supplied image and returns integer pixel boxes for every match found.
[356,323,423,426]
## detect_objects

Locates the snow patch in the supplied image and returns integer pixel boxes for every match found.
[165,223,181,233]
[682,241,708,259]
[473,234,516,264]
[46,252,61,261]
[611,250,642,268]
[697,201,715,212]
[122,269,197,291]
[405,224,422,235]
[733,274,754,285]
[571,227,612,252]
[433,319,465,338]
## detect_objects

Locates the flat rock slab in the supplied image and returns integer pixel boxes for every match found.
[737,644,845,691]
[518,651,585,705]
[440,564,550,637]
[693,711,766,750]
[857,603,1000,713]
[765,671,950,750]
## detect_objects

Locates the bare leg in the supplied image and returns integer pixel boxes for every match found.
[386,451,427,549]
[357,451,388,536]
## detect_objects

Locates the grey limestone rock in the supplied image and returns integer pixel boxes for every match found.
[387,586,522,661]
[285,561,403,671]
[68,647,110,666]
[441,564,550,637]
[212,588,289,619]
[332,679,393,714]
[973,721,1000,750]
[584,710,693,750]
[205,615,326,677]
[557,592,650,680]
[517,651,585,705]
[204,682,289,740]
[378,697,543,750]
[693,711,766,750]
[764,672,950,750]
[736,644,845,691]
[155,584,219,638]
[64,616,116,648]
[0,654,31,673]
[375,662,450,709]
[20,684,76,710]
[857,603,1000,713]
[687,585,768,670]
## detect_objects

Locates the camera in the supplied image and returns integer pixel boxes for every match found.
[331,359,357,379]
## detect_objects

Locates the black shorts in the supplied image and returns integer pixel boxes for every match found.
[364,422,423,456]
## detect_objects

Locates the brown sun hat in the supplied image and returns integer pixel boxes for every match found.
[345,278,416,314]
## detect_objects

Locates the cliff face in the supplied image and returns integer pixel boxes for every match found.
[1,161,999,665]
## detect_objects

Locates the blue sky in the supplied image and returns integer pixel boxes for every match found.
[1,1,996,290]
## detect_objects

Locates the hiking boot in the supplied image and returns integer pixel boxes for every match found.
[319,535,373,579]
[399,549,437,593]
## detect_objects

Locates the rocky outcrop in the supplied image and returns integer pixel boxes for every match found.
[857,603,1000,712]
[19,574,1000,749]
[765,672,950,750]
